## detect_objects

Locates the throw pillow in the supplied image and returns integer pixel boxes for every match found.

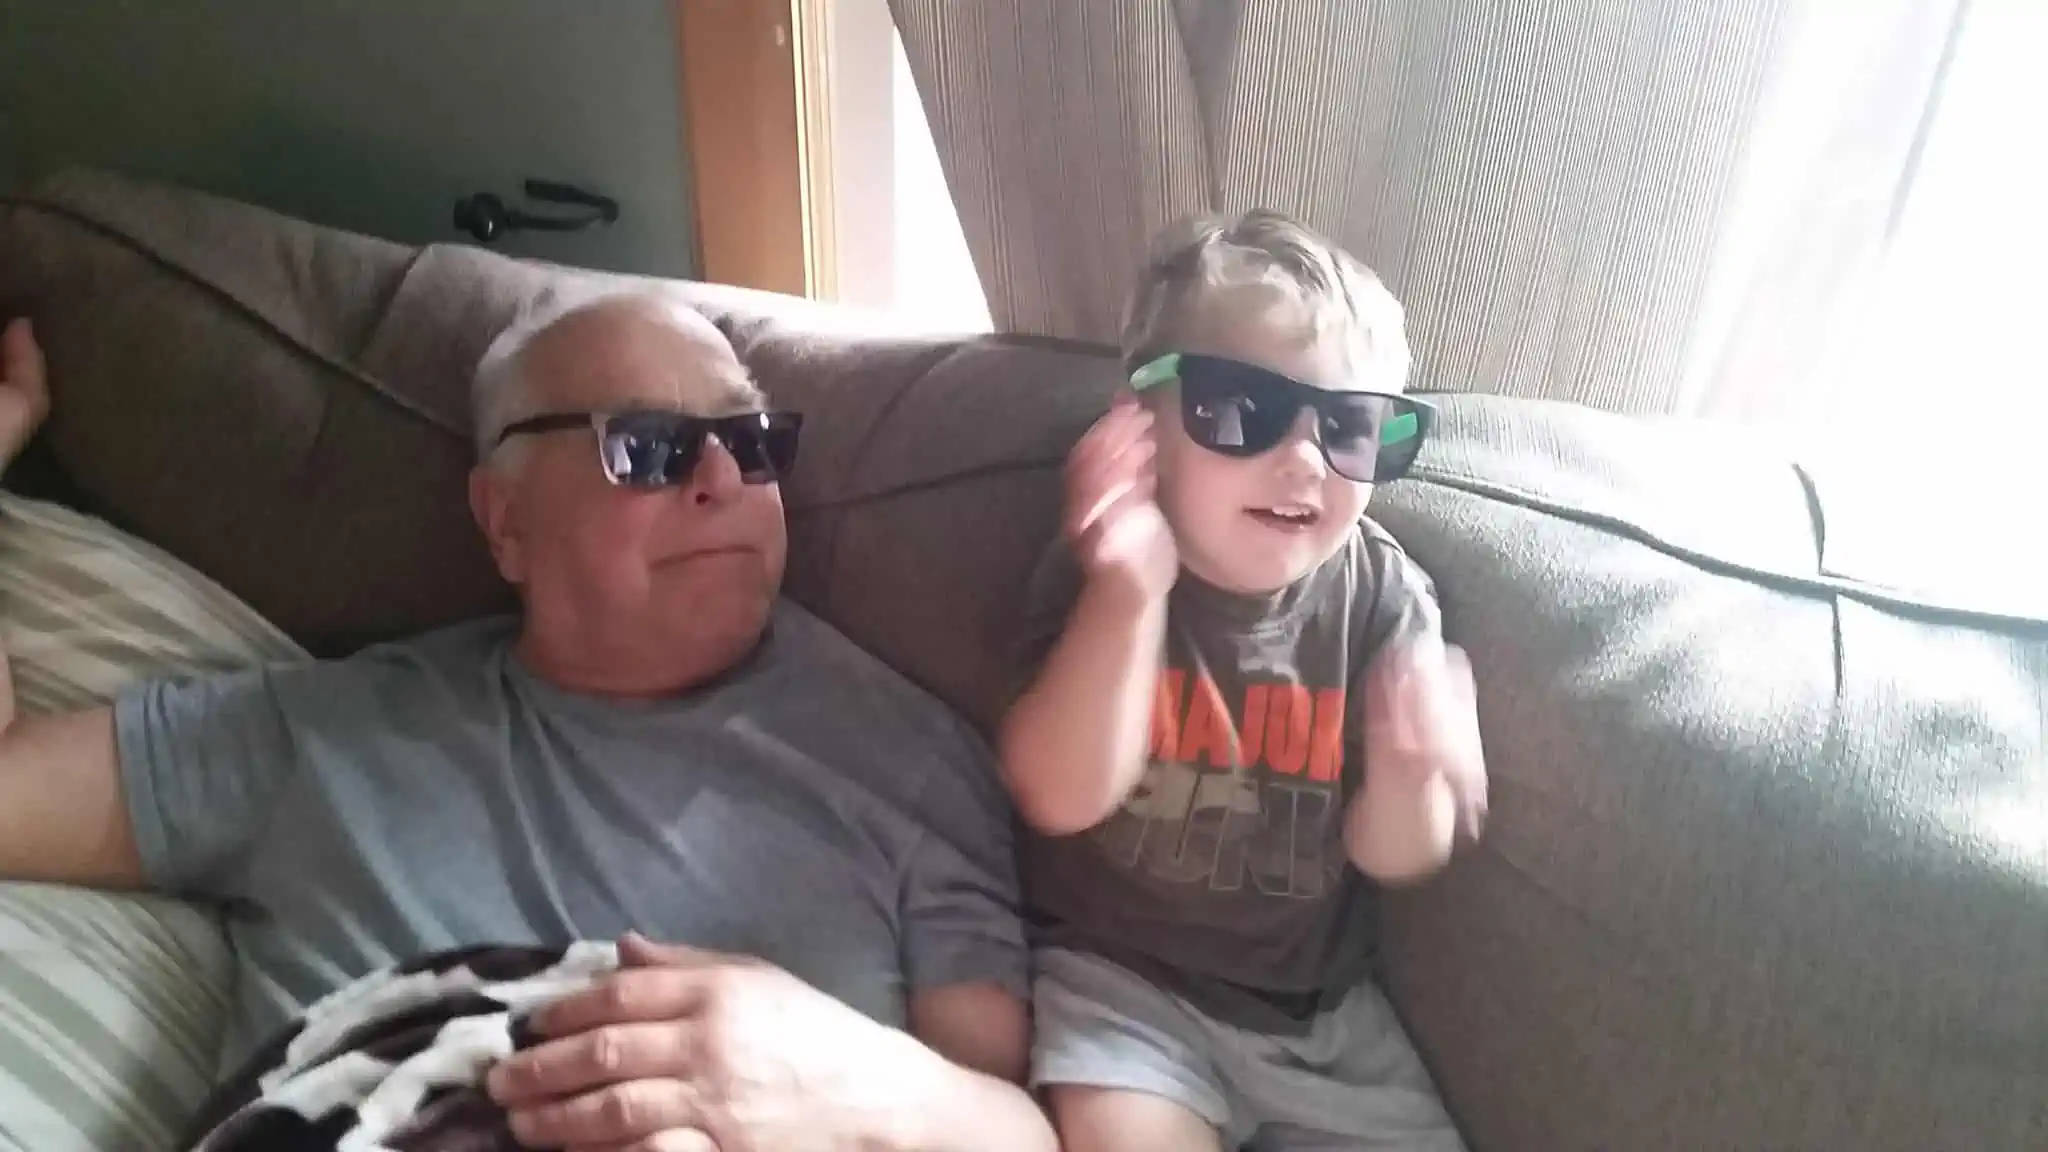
[0,492,308,1152]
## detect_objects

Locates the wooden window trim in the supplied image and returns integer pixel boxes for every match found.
[673,0,837,300]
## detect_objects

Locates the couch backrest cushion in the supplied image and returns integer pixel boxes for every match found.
[0,170,1119,728]
[0,171,511,655]
[1368,396,2048,1151]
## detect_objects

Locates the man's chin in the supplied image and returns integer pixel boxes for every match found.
[666,584,776,642]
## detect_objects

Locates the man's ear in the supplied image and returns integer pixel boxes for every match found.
[468,465,526,585]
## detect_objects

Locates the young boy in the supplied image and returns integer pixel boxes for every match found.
[1001,211,1486,1151]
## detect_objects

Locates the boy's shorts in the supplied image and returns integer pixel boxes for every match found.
[1031,947,1467,1151]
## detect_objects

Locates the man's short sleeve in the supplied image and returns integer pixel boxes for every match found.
[896,719,1030,997]
[114,662,309,900]
[1358,521,1445,669]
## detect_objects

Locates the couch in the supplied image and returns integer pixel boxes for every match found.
[1,169,2042,1151]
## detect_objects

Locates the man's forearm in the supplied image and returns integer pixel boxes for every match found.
[894,1049,1057,1152]
[999,579,1167,834]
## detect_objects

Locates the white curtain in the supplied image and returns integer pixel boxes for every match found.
[889,0,2033,430]
[1792,0,2048,437]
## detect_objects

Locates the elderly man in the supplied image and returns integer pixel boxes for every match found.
[0,300,1055,1152]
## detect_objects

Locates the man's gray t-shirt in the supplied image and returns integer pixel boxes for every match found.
[114,602,1026,1072]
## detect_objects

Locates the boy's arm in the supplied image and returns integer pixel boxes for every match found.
[999,398,1178,835]
[1344,738,1460,885]
[1343,531,1487,884]
[1344,637,1485,884]
[1000,578,1168,834]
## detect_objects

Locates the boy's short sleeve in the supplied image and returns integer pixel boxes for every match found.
[1357,522,1445,669]
[1003,539,1086,705]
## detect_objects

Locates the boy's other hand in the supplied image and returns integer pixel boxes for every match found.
[1362,635,1488,839]
[1065,396,1178,603]
[0,318,51,472]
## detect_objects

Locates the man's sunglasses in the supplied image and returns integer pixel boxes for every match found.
[494,409,803,488]
[1129,353,1433,484]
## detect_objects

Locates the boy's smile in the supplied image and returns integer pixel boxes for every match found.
[1247,502,1324,531]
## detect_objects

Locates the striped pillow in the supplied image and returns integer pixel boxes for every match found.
[0,492,309,1152]
[0,494,307,715]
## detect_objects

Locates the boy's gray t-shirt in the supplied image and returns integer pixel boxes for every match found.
[115,602,1026,1071]
[1016,521,1440,1033]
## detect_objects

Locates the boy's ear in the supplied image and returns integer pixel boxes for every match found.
[1132,385,1174,414]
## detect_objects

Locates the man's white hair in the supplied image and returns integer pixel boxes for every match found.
[470,284,761,466]
[1121,209,1411,387]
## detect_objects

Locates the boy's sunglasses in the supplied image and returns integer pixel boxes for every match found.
[1129,353,1433,484]
[494,408,803,488]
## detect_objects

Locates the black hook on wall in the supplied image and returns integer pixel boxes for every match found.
[453,179,620,244]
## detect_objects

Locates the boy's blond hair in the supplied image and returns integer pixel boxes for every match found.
[1120,210,1410,388]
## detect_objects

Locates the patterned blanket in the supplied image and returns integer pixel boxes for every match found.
[182,943,620,1152]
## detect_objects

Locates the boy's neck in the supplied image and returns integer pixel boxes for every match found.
[1172,549,1338,625]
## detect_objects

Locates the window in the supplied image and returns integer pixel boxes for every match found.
[885,28,990,332]
[822,0,990,332]
[1809,2,2046,451]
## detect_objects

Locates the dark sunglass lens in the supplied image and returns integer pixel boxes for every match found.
[711,412,802,482]
[716,415,770,476]
[1179,362,1297,457]
[605,414,703,487]
[1317,395,1386,482]
[761,416,801,478]
[1345,397,1428,482]
[1309,394,1430,482]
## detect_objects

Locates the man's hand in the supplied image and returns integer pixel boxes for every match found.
[0,318,50,473]
[1065,395,1178,605]
[1362,636,1488,839]
[488,933,941,1152]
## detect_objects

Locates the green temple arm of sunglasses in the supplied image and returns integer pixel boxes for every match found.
[1127,353,1420,446]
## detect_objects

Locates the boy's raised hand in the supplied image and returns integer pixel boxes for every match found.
[1362,634,1488,840]
[0,318,51,473]
[1065,394,1178,602]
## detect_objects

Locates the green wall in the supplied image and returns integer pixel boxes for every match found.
[0,0,698,277]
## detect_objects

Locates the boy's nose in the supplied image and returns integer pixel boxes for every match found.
[1276,408,1328,478]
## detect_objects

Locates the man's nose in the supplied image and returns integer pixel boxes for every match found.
[685,433,746,505]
